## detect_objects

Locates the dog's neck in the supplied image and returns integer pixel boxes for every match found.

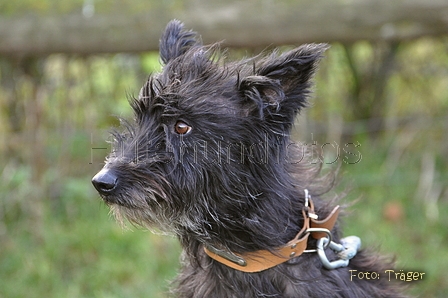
[178,187,340,272]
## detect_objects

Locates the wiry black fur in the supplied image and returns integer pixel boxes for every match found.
[92,20,407,297]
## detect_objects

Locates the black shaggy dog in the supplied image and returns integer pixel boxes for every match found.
[92,20,406,297]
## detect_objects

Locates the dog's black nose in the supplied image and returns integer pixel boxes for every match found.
[92,169,118,195]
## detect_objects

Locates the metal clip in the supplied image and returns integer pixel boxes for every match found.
[317,236,361,270]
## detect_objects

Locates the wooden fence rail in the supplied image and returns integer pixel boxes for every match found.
[1,0,448,56]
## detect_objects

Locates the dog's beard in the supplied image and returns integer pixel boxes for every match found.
[107,188,207,239]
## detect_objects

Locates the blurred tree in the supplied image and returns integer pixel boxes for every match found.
[343,42,400,136]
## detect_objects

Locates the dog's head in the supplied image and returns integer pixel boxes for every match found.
[92,20,327,250]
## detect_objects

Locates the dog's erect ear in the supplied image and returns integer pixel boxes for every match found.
[159,20,201,64]
[238,44,328,123]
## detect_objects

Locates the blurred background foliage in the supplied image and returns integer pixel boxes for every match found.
[1,0,447,297]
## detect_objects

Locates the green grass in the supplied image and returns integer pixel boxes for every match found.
[0,177,181,298]
[336,138,448,297]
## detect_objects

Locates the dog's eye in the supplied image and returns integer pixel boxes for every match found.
[174,121,192,135]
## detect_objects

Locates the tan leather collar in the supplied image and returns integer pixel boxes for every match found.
[204,198,340,273]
